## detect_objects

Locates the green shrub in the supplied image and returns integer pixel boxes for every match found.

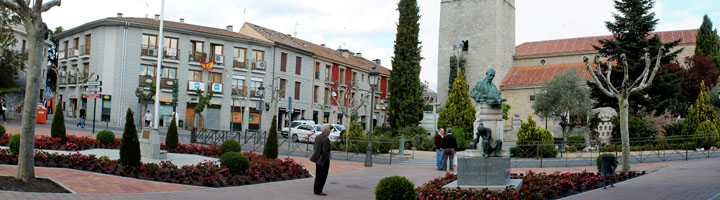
[221,140,242,154]
[396,125,427,138]
[418,135,435,151]
[451,127,471,150]
[596,153,618,173]
[716,141,720,148]
[372,126,393,138]
[514,115,558,158]
[263,116,279,159]
[165,114,179,149]
[566,145,578,152]
[220,152,250,173]
[9,134,20,156]
[695,120,719,149]
[375,176,415,200]
[612,113,657,144]
[96,130,115,144]
[0,124,5,137]
[663,121,684,137]
[51,103,66,142]
[120,109,141,166]
[568,136,585,150]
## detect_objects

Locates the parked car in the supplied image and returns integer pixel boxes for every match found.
[281,120,316,137]
[327,124,345,141]
[290,124,322,143]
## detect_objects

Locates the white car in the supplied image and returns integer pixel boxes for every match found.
[327,124,344,141]
[281,120,316,137]
[290,124,322,143]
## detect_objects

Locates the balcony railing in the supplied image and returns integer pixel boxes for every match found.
[250,87,262,97]
[163,48,179,60]
[81,45,90,56]
[138,75,155,87]
[189,51,207,63]
[141,45,158,57]
[209,83,223,93]
[251,60,266,71]
[212,54,224,65]
[161,78,177,89]
[233,57,247,68]
[231,87,246,96]
[58,72,67,85]
[69,48,79,58]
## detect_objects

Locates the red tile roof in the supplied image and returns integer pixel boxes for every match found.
[244,22,309,51]
[108,17,265,43]
[500,62,597,88]
[515,29,698,57]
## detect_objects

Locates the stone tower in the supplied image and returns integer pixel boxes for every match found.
[437,0,515,106]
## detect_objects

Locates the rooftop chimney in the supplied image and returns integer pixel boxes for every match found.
[154,14,160,21]
[179,18,184,23]
[117,13,123,18]
[321,44,326,47]
[356,52,362,58]
[226,25,233,32]
[373,59,381,65]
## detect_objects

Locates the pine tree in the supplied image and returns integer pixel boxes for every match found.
[263,116,279,159]
[120,108,141,166]
[682,81,718,136]
[438,69,475,132]
[447,55,466,91]
[388,0,424,130]
[695,15,720,70]
[50,102,66,142]
[165,114,178,149]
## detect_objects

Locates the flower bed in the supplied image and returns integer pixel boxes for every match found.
[0,134,121,151]
[0,149,310,187]
[162,143,223,158]
[417,170,645,200]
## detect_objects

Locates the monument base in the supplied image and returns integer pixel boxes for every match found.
[140,129,167,160]
[443,179,523,191]
[444,153,521,191]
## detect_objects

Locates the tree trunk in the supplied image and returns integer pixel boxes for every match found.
[619,97,631,172]
[16,22,45,183]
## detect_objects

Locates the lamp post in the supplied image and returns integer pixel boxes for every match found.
[257,86,265,132]
[365,66,380,167]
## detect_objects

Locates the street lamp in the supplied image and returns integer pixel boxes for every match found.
[258,86,265,131]
[366,66,380,167]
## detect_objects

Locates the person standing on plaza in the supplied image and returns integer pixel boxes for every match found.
[310,124,332,196]
[0,99,6,122]
[434,128,445,170]
[441,128,457,172]
[144,110,153,127]
[76,107,86,128]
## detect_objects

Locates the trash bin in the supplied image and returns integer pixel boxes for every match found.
[601,155,616,177]
[36,104,47,124]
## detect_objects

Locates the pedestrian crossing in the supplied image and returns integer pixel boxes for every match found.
[394,159,438,167]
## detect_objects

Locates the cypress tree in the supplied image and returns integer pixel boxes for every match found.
[438,69,475,132]
[165,114,178,149]
[50,102,66,141]
[447,55,466,92]
[388,0,424,129]
[263,116,279,159]
[695,15,720,70]
[120,108,141,166]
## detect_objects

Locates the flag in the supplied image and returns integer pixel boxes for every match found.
[201,60,214,71]
[225,66,231,78]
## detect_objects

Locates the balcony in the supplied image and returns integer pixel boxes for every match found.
[233,57,247,69]
[80,45,90,57]
[68,48,79,58]
[250,60,266,71]
[58,72,67,85]
[189,51,207,63]
[163,48,179,60]
[138,75,155,87]
[160,78,177,90]
[141,45,158,57]
[212,54,224,65]
[315,71,320,80]
[187,81,206,93]
[250,87,262,98]
[231,87,246,96]
[209,83,223,93]
[58,50,66,60]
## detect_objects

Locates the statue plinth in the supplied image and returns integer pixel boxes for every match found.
[473,102,506,156]
[445,152,522,190]
[141,129,167,160]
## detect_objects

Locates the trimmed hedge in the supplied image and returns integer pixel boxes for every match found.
[8,134,20,155]
[96,130,115,144]
[262,116,279,159]
[221,140,242,154]
[51,103,66,141]
[120,109,141,166]
[165,114,179,149]
[375,176,415,200]
[220,152,250,173]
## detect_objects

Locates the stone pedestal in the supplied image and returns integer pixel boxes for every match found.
[473,102,506,156]
[444,152,522,191]
[140,129,167,160]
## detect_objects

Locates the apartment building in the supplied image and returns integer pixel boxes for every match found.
[53,14,390,133]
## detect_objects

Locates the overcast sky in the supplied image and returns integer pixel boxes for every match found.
[42,0,720,91]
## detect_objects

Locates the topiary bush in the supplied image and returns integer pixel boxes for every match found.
[120,109,141,166]
[596,153,618,173]
[0,124,5,137]
[515,115,558,158]
[165,114,179,149]
[220,152,250,173]
[9,134,20,156]
[375,176,415,200]
[263,116,279,159]
[96,130,115,144]
[221,139,242,154]
[51,103,66,142]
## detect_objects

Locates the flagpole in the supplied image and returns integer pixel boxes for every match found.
[153,0,165,129]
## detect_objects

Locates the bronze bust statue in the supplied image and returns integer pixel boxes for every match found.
[470,123,503,157]
[470,68,506,106]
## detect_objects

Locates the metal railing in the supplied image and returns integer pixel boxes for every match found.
[141,45,158,57]
[81,45,90,56]
[164,48,179,60]
[189,51,207,62]
[233,57,247,68]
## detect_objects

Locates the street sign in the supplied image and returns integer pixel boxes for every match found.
[86,81,102,86]
[86,87,101,92]
[86,94,100,98]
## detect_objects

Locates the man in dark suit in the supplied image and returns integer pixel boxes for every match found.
[441,128,457,172]
[310,124,331,196]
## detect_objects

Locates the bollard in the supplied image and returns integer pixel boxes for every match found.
[399,136,405,155]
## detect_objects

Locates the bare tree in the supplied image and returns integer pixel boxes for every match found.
[0,0,61,183]
[583,47,665,172]
[327,80,368,147]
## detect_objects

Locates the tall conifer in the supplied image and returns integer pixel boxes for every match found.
[388,0,424,129]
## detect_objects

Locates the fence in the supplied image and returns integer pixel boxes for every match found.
[509,135,720,168]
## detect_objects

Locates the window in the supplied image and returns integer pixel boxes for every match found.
[142,34,157,56]
[84,34,91,54]
[63,41,68,58]
[231,78,245,95]
[294,81,301,100]
[72,64,78,73]
[101,97,111,122]
[279,79,287,98]
[339,68,345,84]
[234,47,246,68]
[140,64,156,77]
[73,38,79,49]
[163,37,179,59]
[295,56,302,75]
[211,44,223,64]
[190,70,202,81]
[250,80,263,96]
[209,72,222,84]
[361,74,365,82]
[315,62,320,80]
[254,50,265,61]
[192,41,204,53]
[313,86,319,103]
[161,67,177,79]
[280,53,287,72]
[82,63,89,77]
[21,40,25,54]
[352,72,357,82]
[530,95,535,101]
[325,65,331,81]
[191,41,205,62]
[324,88,329,104]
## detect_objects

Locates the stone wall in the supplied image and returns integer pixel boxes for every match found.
[0,93,25,120]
